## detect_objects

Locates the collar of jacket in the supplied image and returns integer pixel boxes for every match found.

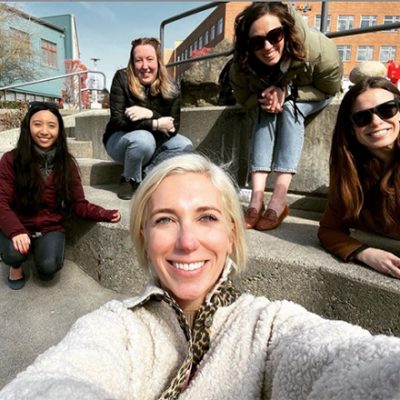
[33,145,56,178]
[125,257,240,398]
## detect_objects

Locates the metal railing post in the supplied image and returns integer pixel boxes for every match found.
[320,0,329,33]
[78,75,82,111]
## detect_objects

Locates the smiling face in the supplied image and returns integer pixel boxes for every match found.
[249,13,285,67]
[144,172,234,311]
[352,88,400,162]
[133,44,158,86]
[29,110,59,151]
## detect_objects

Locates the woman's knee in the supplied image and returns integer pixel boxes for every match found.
[1,249,28,267]
[35,257,63,278]
[126,130,156,155]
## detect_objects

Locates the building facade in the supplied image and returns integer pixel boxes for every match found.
[0,5,80,102]
[170,1,400,80]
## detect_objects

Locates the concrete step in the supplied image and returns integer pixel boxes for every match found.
[64,184,400,338]
[76,158,122,186]
[0,259,128,389]
[67,138,93,158]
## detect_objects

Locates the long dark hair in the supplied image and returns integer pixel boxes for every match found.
[330,77,400,228]
[13,102,75,214]
[233,2,306,70]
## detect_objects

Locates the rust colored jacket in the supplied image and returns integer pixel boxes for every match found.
[318,200,400,262]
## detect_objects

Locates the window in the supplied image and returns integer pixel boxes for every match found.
[314,15,331,32]
[360,15,377,28]
[337,15,354,31]
[199,35,203,49]
[10,27,30,44]
[337,45,351,61]
[356,46,373,61]
[210,25,216,40]
[384,15,400,32]
[217,17,223,35]
[193,40,198,51]
[204,30,209,45]
[189,45,192,57]
[41,39,58,68]
[380,46,396,62]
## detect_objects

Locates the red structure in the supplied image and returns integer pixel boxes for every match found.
[387,60,400,86]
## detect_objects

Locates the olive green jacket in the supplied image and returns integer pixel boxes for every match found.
[230,7,343,109]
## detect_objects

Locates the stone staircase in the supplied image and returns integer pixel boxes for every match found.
[1,108,400,338]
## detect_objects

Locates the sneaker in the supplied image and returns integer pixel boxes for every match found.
[117,178,140,200]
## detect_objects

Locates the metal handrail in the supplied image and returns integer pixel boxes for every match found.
[160,2,225,56]
[160,1,400,70]
[0,70,106,111]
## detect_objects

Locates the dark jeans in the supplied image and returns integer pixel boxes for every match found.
[0,230,65,279]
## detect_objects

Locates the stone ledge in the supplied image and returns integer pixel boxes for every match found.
[65,185,400,336]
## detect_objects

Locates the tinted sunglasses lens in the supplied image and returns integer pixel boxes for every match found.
[352,101,399,127]
[248,27,284,51]
[248,36,265,51]
[267,27,284,44]
[376,101,398,119]
[352,110,371,127]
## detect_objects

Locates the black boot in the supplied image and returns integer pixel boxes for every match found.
[117,177,140,200]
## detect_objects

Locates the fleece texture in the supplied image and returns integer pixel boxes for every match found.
[1,289,400,400]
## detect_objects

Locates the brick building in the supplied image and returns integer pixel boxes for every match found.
[169,1,400,80]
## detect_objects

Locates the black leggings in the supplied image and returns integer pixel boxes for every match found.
[0,230,65,279]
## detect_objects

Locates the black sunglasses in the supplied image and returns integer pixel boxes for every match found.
[350,99,399,128]
[29,101,58,110]
[248,26,285,52]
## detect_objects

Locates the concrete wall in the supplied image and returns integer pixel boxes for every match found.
[65,215,400,336]
[74,101,339,193]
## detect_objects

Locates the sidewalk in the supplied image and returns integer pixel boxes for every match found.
[0,259,129,389]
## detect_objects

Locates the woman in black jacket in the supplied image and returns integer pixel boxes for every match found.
[103,37,193,199]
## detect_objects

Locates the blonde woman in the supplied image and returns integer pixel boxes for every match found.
[2,154,400,399]
[103,37,193,199]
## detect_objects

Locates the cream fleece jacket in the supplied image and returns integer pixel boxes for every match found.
[1,285,400,400]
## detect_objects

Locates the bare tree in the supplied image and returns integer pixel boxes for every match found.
[0,3,39,87]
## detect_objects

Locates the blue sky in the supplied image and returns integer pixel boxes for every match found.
[14,1,214,89]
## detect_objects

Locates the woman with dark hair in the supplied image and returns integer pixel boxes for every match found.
[0,102,121,290]
[103,37,193,200]
[230,2,342,230]
[319,77,400,278]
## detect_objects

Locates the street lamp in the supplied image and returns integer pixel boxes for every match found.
[90,57,101,109]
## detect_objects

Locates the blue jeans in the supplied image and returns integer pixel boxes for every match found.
[0,230,65,278]
[251,97,333,173]
[105,130,193,182]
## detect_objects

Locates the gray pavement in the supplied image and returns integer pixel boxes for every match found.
[0,259,129,389]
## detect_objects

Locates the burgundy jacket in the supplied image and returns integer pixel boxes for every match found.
[0,151,116,239]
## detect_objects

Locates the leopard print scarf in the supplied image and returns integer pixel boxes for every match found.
[158,278,240,399]
[130,259,241,399]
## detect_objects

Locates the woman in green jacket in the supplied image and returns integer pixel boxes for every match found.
[230,2,342,230]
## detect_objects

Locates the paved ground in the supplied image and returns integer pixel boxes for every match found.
[0,259,128,390]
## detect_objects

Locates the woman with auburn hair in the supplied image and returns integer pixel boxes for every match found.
[0,102,120,290]
[230,1,342,231]
[3,154,400,400]
[319,77,400,278]
[103,37,193,200]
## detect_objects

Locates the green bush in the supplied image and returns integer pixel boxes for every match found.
[0,101,28,129]
[0,100,25,109]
